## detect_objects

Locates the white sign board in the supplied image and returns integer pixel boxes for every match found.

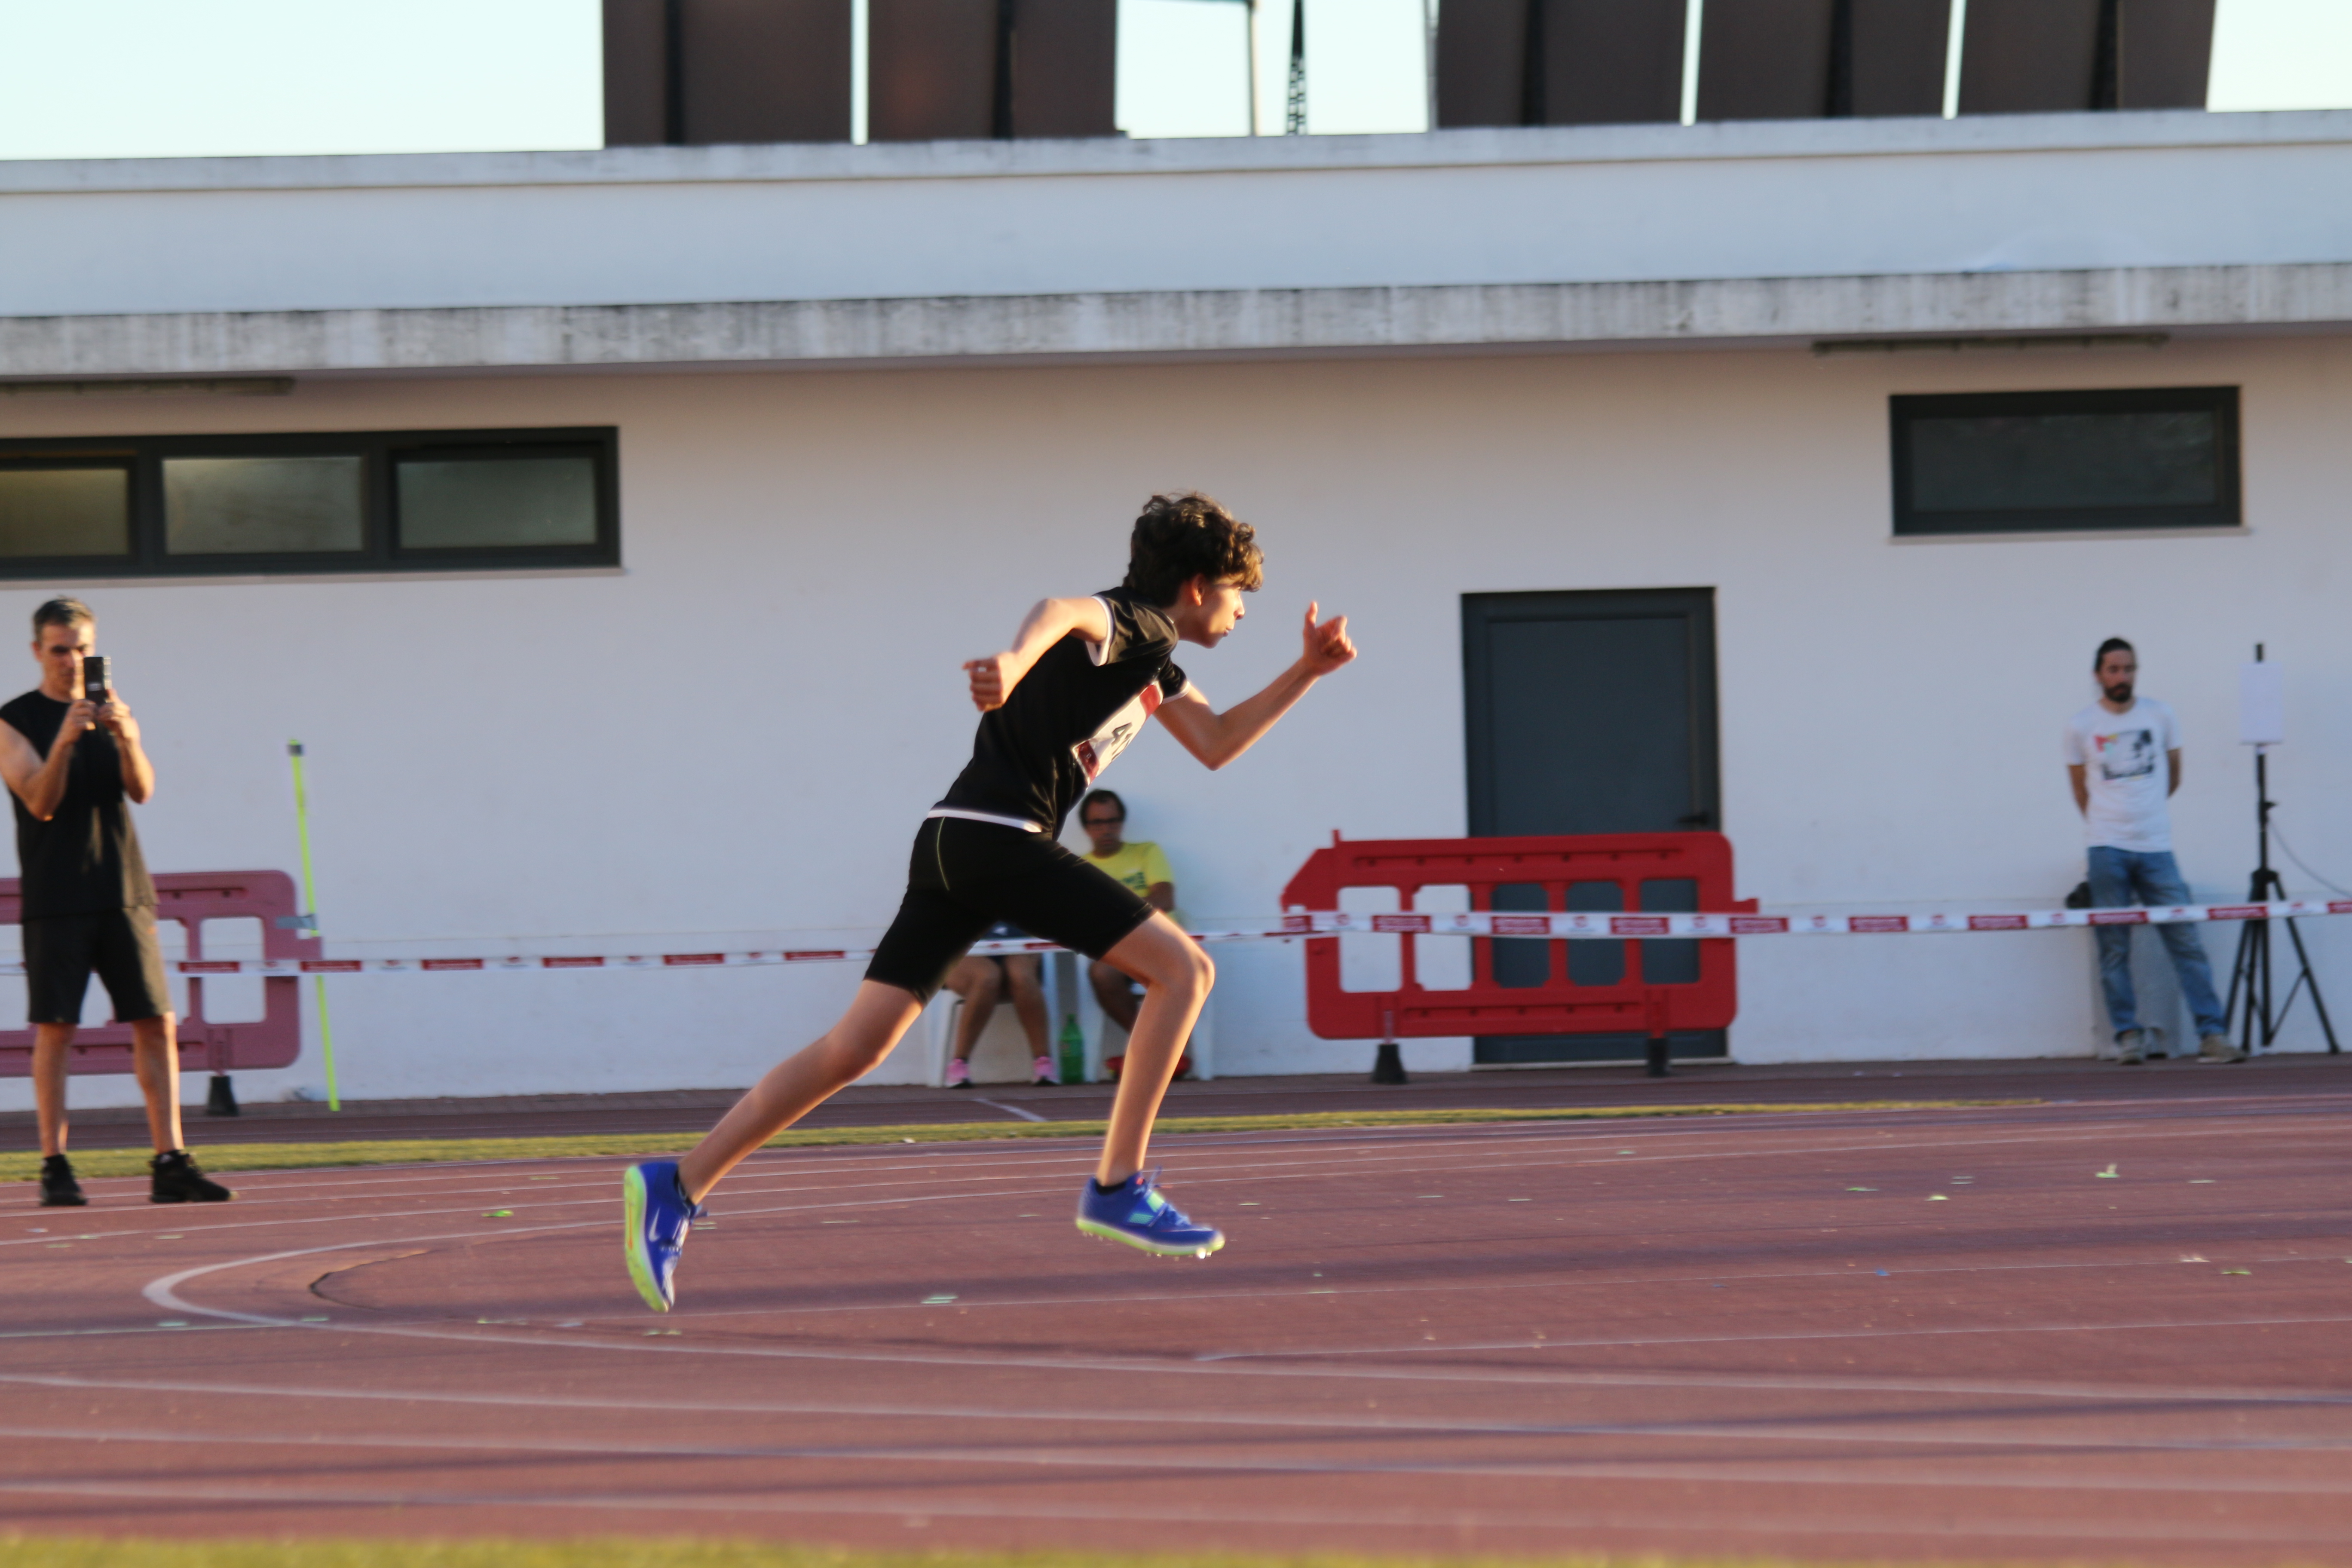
[2241,660,2285,746]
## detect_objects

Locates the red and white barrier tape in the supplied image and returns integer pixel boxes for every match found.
[1277,898,2352,939]
[16,897,2347,977]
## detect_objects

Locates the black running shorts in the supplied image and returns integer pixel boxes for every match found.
[24,906,171,1026]
[866,817,1156,1003]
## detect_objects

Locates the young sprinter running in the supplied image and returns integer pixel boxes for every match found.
[624,493,1355,1311]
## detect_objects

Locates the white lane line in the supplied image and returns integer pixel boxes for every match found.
[640,1245,2352,1329]
[1198,1306,2352,1361]
[22,1100,2313,1235]
[20,1354,2352,1429]
[2,1473,2349,1546]
[13,1419,2352,1484]
[973,1099,1049,1124]
[0,1133,1892,1251]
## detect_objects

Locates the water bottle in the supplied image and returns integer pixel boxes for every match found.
[1058,1014,1086,1086]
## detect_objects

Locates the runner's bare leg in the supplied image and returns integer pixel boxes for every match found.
[677,981,923,1202]
[127,1014,184,1154]
[1092,911,1212,1185]
[31,1023,74,1159]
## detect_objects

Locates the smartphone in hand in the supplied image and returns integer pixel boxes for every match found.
[82,655,110,707]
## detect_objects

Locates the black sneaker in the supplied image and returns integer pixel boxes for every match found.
[150,1149,233,1204]
[39,1154,87,1208]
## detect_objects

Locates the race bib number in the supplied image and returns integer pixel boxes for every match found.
[1074,682,1163,781]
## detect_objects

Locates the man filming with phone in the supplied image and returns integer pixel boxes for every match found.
[0,597,230,1207]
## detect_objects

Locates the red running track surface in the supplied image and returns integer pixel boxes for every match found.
[6,1093,2352,1561]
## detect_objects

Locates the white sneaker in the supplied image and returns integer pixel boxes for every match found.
[2200,1033,2248,1063]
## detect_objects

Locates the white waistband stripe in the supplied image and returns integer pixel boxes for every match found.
[922,808,1044,833]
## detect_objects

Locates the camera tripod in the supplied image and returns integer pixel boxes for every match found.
[2223,744,2338,1055]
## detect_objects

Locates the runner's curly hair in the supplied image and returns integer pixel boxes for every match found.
[1124,493,1263,606]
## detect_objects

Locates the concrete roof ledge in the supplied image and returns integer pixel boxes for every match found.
[3,109,2352,195]
[7,264,2350,380]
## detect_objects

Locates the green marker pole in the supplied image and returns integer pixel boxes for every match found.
[287,741,339,1111]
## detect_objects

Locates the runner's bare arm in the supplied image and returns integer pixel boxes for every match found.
[965,597,1115,712]
[0,706,92,821]
[1155,602,1355,771]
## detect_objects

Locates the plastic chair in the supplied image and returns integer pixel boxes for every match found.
[1075,956,1215,1082]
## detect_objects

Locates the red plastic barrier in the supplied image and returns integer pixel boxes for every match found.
[1281,833,1753,1044]
[0,871,303,1078]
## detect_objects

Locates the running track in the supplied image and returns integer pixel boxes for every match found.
[8,1093,2352,1561]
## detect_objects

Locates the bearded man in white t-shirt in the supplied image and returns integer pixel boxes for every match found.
[2063,637,2239,1066]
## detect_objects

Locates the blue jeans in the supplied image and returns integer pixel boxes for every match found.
[2088,847,2227,1039]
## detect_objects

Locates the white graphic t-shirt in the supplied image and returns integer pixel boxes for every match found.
[2063,698,2181,852]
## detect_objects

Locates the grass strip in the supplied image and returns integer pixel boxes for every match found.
[2,1099,2028,1184]
[0,1543,1828,1568]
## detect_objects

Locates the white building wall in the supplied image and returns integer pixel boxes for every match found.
[2,331,2346,1110]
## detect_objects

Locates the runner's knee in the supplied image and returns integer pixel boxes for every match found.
[1147,941,1212,1002]
[825,1027,897,1079]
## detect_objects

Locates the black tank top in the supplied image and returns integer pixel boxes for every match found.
[0,690,154,919]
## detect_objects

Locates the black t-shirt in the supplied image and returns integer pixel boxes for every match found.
[936,589,1188,833]
[0,690,154,919]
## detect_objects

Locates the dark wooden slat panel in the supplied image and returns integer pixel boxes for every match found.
[1436,0,1533,127]
[1543,0,1685,126]
[1697,0,1836,121]
[1958,0,2101,113]
[603,0,671,146]
[680,0,852,144]
[2117,0,2214,108]
[871,0,998,141]
[1011,0,1117,137]
[1849,0,1950,116]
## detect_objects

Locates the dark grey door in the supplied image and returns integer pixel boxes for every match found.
[1462,588,1724,1065]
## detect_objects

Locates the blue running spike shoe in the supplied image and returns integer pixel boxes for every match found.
[1075,1169,1225,1259]
[622,1159,705,1312]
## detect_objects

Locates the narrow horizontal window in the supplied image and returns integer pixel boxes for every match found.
[395,452,599,550]
[165,456,364,555]
[0,428,617,579]
[1891,388,2239,536]
[0,464,131,558]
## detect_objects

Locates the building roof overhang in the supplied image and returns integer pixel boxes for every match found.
[6,110,2352,378]
[7,264,2351,383]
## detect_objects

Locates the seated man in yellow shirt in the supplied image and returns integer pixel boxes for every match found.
[1076,790,1185,1070]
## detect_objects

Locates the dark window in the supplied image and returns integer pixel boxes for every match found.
[0,460,132,560]
[0,428,617,578]
[1891,388,2239,537]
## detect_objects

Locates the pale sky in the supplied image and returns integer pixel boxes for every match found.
[0,0,2343,160]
